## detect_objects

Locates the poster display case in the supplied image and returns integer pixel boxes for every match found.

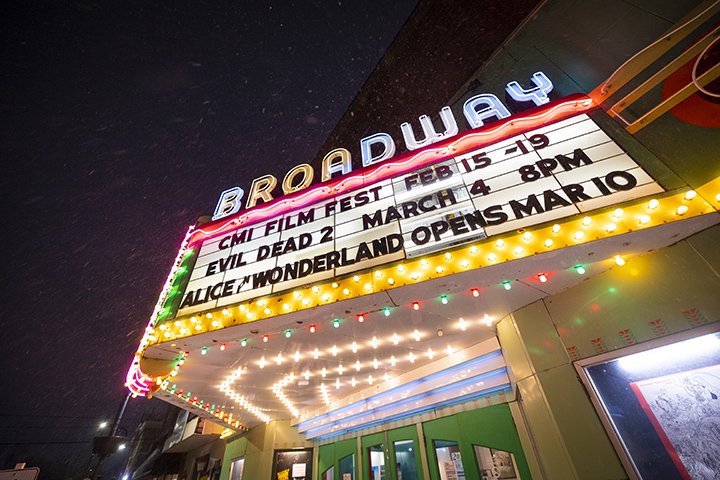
[576,326,720,480]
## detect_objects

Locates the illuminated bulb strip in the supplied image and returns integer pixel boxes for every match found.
[126,225,195,396]
[217,366,271,423]
[188,96,593,245]
[319,383,332,407]
[163,389,246,432]
[158,187,716,344]
[272,374,300,417]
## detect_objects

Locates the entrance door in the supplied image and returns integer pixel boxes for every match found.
[388,425,424,480]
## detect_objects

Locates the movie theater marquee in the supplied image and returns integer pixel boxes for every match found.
[177,112,661,316]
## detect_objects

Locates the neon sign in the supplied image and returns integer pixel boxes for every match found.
[212,72,556,221]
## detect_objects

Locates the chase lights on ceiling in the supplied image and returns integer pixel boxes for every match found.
[210,72,555,221]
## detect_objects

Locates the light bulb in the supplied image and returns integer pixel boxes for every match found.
[614,255,626,266]
[471,288,480,297]
[538,273,548,283]
[502,281,512,290]
[412,301,420,310]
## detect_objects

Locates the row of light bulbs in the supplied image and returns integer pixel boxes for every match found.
[148,189,707,346]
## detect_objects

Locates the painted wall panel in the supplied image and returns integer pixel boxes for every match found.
[536,365,626,479]
[496,315,534,382]
[545,238,720,360]
[515,375,576,479]
[509,302,569,373]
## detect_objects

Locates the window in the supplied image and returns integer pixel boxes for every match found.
[229,457,245,480]
[339,453,355,480]
[578,329,720,479]
[472,445,520,480]
[393,440,418,480]
[434,440,465,480]
[321,466,334,480]
[367,444,386,480]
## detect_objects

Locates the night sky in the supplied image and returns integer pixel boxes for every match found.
[1,1,418,475]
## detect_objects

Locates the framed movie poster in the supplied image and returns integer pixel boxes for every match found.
[473,445,520,480]
[577,327,720,480]
[630,364,720,479]
[271,448,313,480]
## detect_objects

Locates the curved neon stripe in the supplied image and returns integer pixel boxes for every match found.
[189,95,594,245]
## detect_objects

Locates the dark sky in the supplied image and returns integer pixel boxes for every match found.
[1,1,418,475]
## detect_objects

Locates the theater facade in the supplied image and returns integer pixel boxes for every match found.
[125,1,720,479]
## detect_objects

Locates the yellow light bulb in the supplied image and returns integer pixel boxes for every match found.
[676,205,689,215]
[639,215,651,225]
[614,255,626,266]
[544,239,553,248]
[648,199,659,209]
[582,217,592,226]
[684,190,697,200]
[606,223,617,233]
[574,231,585,240]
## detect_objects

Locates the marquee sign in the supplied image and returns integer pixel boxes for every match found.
[177,105,662,316]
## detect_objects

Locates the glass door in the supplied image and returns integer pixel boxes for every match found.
[367,443,386,480]
[434,440,465,480]
[392,440,419,480]
[339,453,355,480]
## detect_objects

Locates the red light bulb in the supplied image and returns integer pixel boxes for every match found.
[357,314,364,323]
[412,302,420,310]
[471,288,480,297]
[262,334,269,343]
[538,273,548,283]
[219,344,226,351]
[309,324,317,333]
